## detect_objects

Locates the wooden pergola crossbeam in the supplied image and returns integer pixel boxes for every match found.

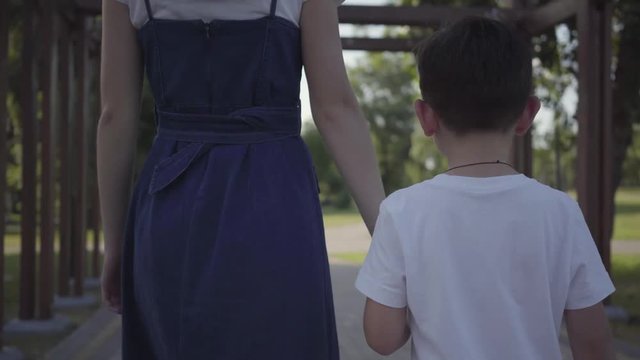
[74,0,99,14]
[74,1,578,51]
[338,1,578,51]
[577,0,614,272]
[518,0,578,35]
[338,5,514,27]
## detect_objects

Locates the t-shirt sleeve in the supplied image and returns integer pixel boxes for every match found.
[565,203,615,310]
[355,199,407,308]
[115,0,128,5]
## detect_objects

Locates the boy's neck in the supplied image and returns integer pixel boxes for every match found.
[441,132,519,178]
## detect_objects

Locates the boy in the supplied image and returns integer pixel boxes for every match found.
[355,17,616,360]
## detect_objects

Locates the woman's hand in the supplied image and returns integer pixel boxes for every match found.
[101,251,122,314]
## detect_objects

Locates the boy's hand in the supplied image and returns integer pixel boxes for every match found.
[363,298,410,355]
[565,302,615,360]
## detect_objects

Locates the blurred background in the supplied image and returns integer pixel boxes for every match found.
[0,0,639,359]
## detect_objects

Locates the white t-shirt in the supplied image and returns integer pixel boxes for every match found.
[356,174,615,360]
[115,0,342,28]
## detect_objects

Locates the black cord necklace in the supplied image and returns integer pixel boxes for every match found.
[446,160,515,173]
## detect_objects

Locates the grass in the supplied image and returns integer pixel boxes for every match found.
[567,187,640,241]
[322,208,363,228]
[610,254,640,344]
[4,233,20,252]
[613,188,640,240]
[332,252,368,264]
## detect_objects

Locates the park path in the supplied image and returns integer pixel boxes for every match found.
[45,221,640,360]
[613,240,640,255]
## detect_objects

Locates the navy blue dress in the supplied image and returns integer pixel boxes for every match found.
[121,1,340,358]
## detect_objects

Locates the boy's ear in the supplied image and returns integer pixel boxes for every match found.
[515,96,541,136]
[415,99,439,137]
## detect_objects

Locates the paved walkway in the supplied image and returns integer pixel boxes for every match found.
[45,222,640,360]
[613,240,640,255]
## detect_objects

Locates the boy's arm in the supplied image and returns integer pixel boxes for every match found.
[565,302,615,360]
[363,298,410,355]
[356,198,408,355]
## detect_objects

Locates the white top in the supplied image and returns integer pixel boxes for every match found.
[356,174,615,360]
[115,0,343,28]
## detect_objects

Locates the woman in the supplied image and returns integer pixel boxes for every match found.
[98,0,385,358]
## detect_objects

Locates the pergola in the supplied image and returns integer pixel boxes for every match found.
[0,0,613,351]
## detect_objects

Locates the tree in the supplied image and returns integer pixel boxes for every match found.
[349,52,420,193]
[612,0,640,193]
[621,124,640,187]
[302,123,352,208]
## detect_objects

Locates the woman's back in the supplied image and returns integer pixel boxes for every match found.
[99,1,384,358]
[112,1,342,358]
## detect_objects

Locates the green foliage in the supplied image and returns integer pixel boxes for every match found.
[322,208,363,228]
[331,252,367,264]
[302,123,353,208]
[622,124,640,187]
[349,52,423,193]
[610,254,640,343]
[613,187,640,240]
[406,128,447,182]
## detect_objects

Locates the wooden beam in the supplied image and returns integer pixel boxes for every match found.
[341,37,421,52]
[74,0,100,14]
[0,0,10,347]
[88,49,101,279]
[76,2,514,23]
[72,18,89,297]
[19,0,38,321]
[38,0,59,321]
[58,21,72,297]
[518,0,578,35]
[338,5,514,27]
[576,0,614,272]
[74,0,575,37]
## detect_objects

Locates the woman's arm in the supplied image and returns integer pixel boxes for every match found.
[97,0,143,311]
[300,0,385,234]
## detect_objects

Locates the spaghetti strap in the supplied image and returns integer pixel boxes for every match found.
[143,0,154,20]
[269,0,278,18]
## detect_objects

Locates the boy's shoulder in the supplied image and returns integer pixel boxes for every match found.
[379,178,446,219]
[510,177,583,214]
[381,179,432,213]
[382,175,582,217]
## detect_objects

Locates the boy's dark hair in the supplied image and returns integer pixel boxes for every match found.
[416,17,532,134]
